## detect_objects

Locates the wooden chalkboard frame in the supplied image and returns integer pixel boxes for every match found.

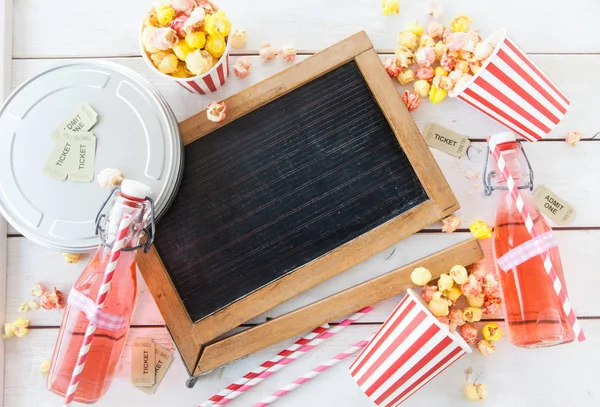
[137,31,464,376]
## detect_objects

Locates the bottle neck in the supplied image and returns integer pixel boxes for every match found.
[101,192,150,249]
[492,141,529,188]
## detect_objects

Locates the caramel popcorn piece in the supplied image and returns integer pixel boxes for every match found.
[476,339,495,356]
[97,168,125,188]
[62,252,81,264]
[467,295,485,308]
[40,360,51,375]
[438,273,454,291]
[397,31,418,51]
[463,307,483,323]
[382,0,400,16]
[449,265,468,285]
[413,79,431,98]
[229,28,247,49]
[411,267,432,286]
[397,69,415,85]
[464,382,488,401]
[441,215,461,233]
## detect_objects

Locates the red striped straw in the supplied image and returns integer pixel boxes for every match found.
[210,307,373,406]
[489,139,584,341]
[198,324,330,407]
[252,336,373,407]
[63,214,134,406]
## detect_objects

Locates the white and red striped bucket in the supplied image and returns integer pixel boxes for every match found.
[173,50,230,94]
[450,29,570,142]
[349,289,471,407]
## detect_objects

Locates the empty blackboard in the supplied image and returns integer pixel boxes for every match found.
[154,61,428,322]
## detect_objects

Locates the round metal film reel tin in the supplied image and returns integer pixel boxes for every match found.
[0,61,183,252]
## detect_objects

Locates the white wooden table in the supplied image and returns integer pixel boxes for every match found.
[2,1,600,406]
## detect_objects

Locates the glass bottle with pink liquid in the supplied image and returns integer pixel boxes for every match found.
[47,180,155,403]
[486,132,575,348]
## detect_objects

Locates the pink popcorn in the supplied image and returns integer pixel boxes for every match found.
[426,0,443,19]
[449,308,465,332]
[441,215,461,233]
[384,57,402,78]
[483,273,501,296]
[415,47,436,67]
[41,288,65,310]
[467,262,486,279]
[436,315,450,326]
[171,0,196,15]
[206,101,227,123]
[428,21,445,40]
[482,295,502,315]
[183,7,206,34]
[233,56,252,79]
[402,90,421,112]
[259,42,277,62]
[278,45,297,62]
[440,52,457,71]
[566,131,583,146]
[416,66,434,81]
[461,274,483,298]
[169,13,190,37]
[460,323,478,345]
[449,31,480,53]
[421,285,438,303]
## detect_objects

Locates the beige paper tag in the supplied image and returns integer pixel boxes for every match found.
[131,338,156,387]
[51,103,98,141]
[423,123,470,157]
[42,136,73,180]
[534,185,575,225]
[63,132,97,182]
[137,344,174,394]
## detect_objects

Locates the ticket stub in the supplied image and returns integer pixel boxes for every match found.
[62,132,97,182]
[423,123,470,157]
[137,344,174,394]
[533,185,576,225]
[51,103,98,141]
[131,338,156,387]
[42,136,72,180]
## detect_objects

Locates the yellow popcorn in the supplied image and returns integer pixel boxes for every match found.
[205,33,226,59]
[397,69,415,85]
[2,323,14,339]
[463,307,483,323]
[173,41,193,61]
[467,295,485,308]
[449,265,468,285]
[420,34,435,48]
[433,41,447,61]
[405,20,424,36]
[19,302,29,312]
[27,300,40,310]
[464,383,488,401]
[229,28,247,49]
[204,10,231,37]
[429,84,447,104]
[445,286,462,303]
[397,31,418,51]
[470,220,492,239]
[171,61,192,78]
[156,5,175,26]
[456,60,470,74]
[482,322,503,342]
[158,54,179,74]
[429,293,450,317]
[30,282,45,297]
[451,14,472,33]
[411,267,432,286]
[185,31,206,50]
[186,49,214,76]
[40,360,51,375]
[62,252,80,264]
[413,80,430,97]
[434,66,448,77]
[2,318,30,339]
[438,273,454,291]
[382,0,400,15]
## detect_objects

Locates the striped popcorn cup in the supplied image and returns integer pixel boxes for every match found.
[349,289,471,407]
[450,29,570,142]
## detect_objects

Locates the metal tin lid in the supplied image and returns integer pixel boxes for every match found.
[0,61,183,252]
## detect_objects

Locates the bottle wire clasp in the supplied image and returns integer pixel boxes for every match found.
[482,142,535,197]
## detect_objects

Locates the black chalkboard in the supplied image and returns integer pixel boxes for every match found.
[154,61,428,322]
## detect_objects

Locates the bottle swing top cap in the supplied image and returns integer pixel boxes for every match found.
[121,180,152,200]
[489,131,518,148]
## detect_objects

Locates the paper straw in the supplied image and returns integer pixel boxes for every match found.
[211,306,374,406]
[198,324,330,407]
[252,336,373,407]
[489,139,584,341]
[63,214,133,406]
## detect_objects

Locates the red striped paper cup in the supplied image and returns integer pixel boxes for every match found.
[450,29,570,142]
[349,289,471,407]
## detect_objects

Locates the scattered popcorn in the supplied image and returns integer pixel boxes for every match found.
[419,35,435,48]
[451,15,473,33]
[229,28,247,49]
[432,75,454,91]
[397,31,418,51]
[429,84,447,104]
[440,52,457,71]
[405,21,424,36]
[449,308,465,331]
[463,307,483,323]
[2,323,14,339]
[394,46,415,67]
[62,252,81,264]
[97,168,125,188]
[460,323,478,345]
[482,322,503,342]
[421,285,438,303]
[41,288,65,310]
[259,42,277,62]
[476,339,495,356]
[482,295,502,315]
[413,79,431,98]
[206,101,227,123]
[19,302,29,312]
[438,273,454,291]
[382,0,400,16]
[205,33,227,58]
[233,56,252,79]
[183,7,205,34]
[441,215,461,233]
[445,286,462,303]
[415,66,434,81]
[470,220,492,239]
[384,57,402,78]
[411,267,432,286]
[465,169,479,180]
[30,283,45,297]
[185,31,207,49]
[40,360,51,375]
[434,66,448,77]
[186,49,214,76]
[427,21,444,40]
[402,90,421,112]
[429,296,450,317]
[27,300,40,311]
[397,69,415,85]
[461,274,483,297]
[474,41,494,61]
[204,10,231,37]
[415,47,435,67]
[2,318,30,339]
[426,0,443,19]
[464,383,488,401]
[467,295,485,308]
[279,45,297,62]
[565,131,583,146]
[449,265,468,285]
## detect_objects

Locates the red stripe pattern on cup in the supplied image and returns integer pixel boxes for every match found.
[350,293,468,406]
[178,52,230,95]
[456,34,570,142]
